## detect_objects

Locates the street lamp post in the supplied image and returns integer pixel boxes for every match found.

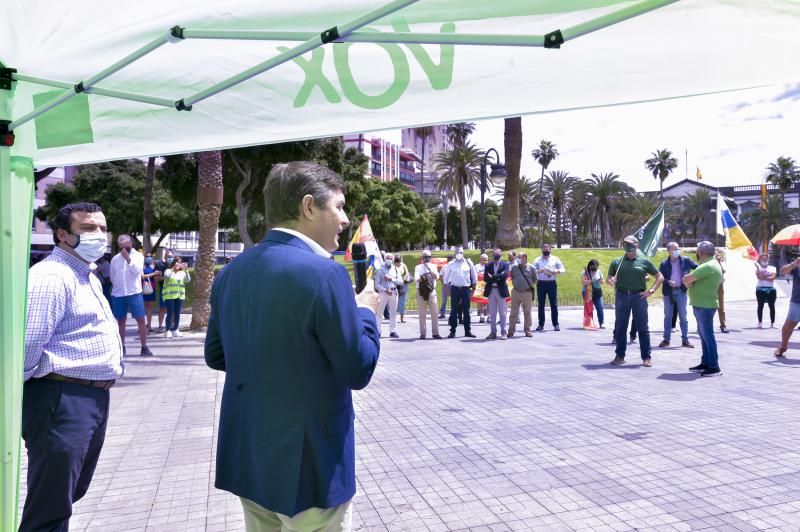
[480,148,507,254]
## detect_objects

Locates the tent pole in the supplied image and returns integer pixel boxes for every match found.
[0,73,33,532]
[180,0,420,108]
[13,74,177,109]
[561,0,681,42]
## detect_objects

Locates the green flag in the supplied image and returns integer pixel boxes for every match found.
[634,202,665,257]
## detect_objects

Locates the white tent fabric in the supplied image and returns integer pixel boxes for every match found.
[2,0,800,166]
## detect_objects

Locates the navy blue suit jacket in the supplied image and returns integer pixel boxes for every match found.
[659,256,698,296]
[482,261,510,299]
[204,230,380,516]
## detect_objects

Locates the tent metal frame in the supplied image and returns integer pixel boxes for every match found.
[5,0,677,134]
[0,0,680,529]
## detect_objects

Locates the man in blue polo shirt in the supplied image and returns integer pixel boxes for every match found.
[607,235,664,367]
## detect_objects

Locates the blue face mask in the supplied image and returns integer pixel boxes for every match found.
[422,256,431,263]
[493,254,501,261]
[145,257,153,265]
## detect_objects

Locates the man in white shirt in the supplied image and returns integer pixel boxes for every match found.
[373,252,402,338]
[415,250,442,339]
[533,243,566,331]
[110,234,152,356]
[445,247,478,338]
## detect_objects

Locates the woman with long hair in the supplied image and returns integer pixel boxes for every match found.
[581,259,604,329]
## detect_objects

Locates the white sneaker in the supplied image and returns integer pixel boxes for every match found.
[165,330,173,338]
[758,322,763,328]
[174,330,183,337]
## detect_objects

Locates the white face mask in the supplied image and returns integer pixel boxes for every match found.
[70,232,108,263]
[759,261,768,267]
[455,252,464,261]
[671,250,680,258]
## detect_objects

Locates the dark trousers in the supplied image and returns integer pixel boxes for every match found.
[449,286,472,333]
[21,380,110,532]
[537,281,559,327]
[591,290,605,326]
[756,288,777,324]
[614,291,651,360]
[165,298,183,331]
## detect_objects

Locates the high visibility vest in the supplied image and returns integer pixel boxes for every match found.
[162,271,189,300]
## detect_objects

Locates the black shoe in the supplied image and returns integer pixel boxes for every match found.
[700,367,722,377]
[689,364,707,372]
[140,346,153,357]
[432,334,442,339]
[629,336,637,344]
[465,332,476,338]
[439,314,445,319]
[420,335,426,340]
[448,331,456,338]
[486,333,497,340]
[720,327,729,334]
[390,332,399,338]
[535,326,544,332]
[553,325,560,331]
[479,318,485,323]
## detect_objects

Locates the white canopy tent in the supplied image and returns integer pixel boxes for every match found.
[2,1,800,527]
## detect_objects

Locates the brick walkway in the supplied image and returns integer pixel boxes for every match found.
[20,298,800,531]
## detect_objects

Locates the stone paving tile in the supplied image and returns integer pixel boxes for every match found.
[18,300,800,531]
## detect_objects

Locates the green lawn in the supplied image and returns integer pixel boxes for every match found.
[335,248,670,311]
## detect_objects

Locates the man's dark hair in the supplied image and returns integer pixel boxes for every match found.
[52,202,103,244]
[263,162,346,227]
[587,259,599,270]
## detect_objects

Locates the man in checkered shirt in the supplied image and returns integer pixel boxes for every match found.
[21,202,124,532]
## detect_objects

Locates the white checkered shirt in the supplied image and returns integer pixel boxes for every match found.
[25,247,124,381]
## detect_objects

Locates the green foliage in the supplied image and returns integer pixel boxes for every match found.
[36,159,196,239]
[359,179,434,249]
[644,148,679,196]
[430,200,499,246]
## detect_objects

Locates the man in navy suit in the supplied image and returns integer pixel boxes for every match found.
[205,161,380,531]
[484,248,510,340]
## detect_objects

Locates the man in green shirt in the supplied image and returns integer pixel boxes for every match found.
[607,235,664,366]
[682,240,723,376]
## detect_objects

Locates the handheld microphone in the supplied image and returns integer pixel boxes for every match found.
[352,243,368,293]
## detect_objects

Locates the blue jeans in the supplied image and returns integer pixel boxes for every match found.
[614,291,651,360]
[693,306,719,368]
[663,290,689,342]
[439,284,450,316]
[165,298,183,331]
[449,286,472,333]
[537,281,559,327]
[590,289,605,326]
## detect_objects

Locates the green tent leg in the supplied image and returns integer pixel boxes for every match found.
[1,84,33,532]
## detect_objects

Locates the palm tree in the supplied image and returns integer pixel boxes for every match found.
[680,189,711,241]
[496,117,522,249]
[765,156,800,227]
[531,139,559,246]
[445,122,476,148]
[191,150,223,330]
[611,194,661,244]
[433,142,484,249]
[542,170,578,248]
[741,194,793,251]
[413,126,434,192]
[581,172,634,247]
[644,149,678,199]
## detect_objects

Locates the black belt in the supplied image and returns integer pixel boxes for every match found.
[616,289,644,295]
[39,373,115,390]
[538,280,556,283]
[515,288,534,292]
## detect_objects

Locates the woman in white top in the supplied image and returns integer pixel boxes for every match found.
[755,254,777,328]
[581,259,605,329]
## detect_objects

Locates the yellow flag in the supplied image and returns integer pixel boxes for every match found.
[695,166,703,180]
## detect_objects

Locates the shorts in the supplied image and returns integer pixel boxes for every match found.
[787,302,800,322]
[111,294,146,320]
[143,284,157,302]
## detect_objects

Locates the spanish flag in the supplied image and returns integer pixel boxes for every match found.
[716,193,758,260]
[345,215,383,275]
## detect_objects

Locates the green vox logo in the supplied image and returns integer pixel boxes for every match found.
[282,22,456,110]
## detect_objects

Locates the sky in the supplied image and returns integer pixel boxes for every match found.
[367,82,800,197]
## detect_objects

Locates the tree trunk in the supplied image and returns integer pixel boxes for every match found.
[142,157,156,254]
[442,196,448,247]
[604,209,613,248]
[230,153,255,248]
[496,117,523,249]
[458,188,469,249]
[191,151,223,330]
[555,205,562,248]
[538,166,546,247]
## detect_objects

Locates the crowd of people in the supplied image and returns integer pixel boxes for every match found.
[19,161,800,532]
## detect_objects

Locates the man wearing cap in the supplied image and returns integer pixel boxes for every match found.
[607,236,664,366]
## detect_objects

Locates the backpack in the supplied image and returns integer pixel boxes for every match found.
[418,266,435,301]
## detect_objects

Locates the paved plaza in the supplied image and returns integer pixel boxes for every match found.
[19,296,800,531]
